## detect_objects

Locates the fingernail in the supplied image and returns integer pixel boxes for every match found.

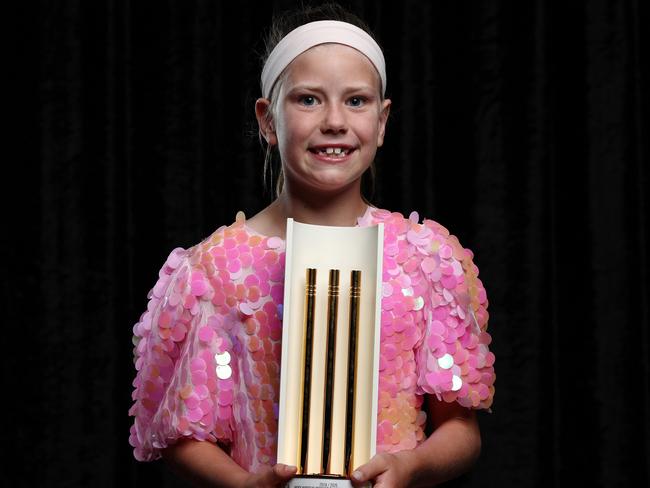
[351,470,362,481]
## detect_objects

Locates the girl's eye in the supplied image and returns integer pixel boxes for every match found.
[348,96,366,107]
[299,95,318,106]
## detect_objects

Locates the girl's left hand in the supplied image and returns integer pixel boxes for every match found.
[350,451,418,488]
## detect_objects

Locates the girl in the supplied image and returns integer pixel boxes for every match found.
[129,4,495,487]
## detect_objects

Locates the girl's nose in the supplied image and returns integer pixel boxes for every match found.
[320,104,347,133]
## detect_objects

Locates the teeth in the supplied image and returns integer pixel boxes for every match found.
[318,147,349,156]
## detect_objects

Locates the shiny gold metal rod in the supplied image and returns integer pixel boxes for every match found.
[344,270,361,475]
[299,268,317,474]
[321,269,340,474]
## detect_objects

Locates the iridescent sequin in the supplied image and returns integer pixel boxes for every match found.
[216,365,232,380]
[215,351,231,366]
[129,207,495,469]
[438,353,454,369]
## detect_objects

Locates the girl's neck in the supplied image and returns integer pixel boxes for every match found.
[247,182,370,240]
[277,189,368,228]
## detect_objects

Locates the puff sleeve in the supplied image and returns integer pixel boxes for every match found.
[128,247,235,461]
[414,219,495,410]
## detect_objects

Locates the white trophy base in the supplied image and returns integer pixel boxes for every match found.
[285,476,354,488]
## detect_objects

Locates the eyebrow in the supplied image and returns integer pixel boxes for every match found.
[287,84,376,95]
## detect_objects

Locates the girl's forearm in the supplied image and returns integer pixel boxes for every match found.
[407,404,481,487]
[161,438,248,488]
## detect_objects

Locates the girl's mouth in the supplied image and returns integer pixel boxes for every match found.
[309,147,355,162]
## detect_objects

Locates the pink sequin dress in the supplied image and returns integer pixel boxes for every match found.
[129,207,495,471]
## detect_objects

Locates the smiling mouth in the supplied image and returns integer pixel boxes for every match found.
[309,147,355,158]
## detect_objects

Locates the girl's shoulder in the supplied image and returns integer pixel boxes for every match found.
[181,211,284,263]
[156,213,284,301]
[364,207,477,265]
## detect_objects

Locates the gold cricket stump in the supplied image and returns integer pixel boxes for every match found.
[278,220,384,488]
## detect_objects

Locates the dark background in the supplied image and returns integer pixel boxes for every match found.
[6,0,649,486]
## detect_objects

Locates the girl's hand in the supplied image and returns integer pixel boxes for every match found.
[242,463,297,488]
[350,451,418,488]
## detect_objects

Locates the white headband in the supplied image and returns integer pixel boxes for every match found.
[261,20,386,99]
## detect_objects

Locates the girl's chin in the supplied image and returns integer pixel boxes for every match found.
[282,157,370,193]
[296,175,364,194]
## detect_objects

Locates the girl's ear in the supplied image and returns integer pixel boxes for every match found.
[255,98,278,146]
[376,98,392,148]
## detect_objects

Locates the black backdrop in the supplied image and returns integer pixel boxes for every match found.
[7,1,649,486]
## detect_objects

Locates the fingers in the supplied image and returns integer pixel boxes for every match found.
[350,454,390,485]
[273,463,298,481]
[249,463,297,487]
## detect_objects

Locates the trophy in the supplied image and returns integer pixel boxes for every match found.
[278,219,384,487]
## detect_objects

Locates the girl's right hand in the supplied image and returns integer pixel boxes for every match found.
[242,464,297,487]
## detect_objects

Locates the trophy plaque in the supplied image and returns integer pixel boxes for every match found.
[278,219,384,487]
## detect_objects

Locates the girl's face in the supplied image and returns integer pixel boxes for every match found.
[258,43,391,196]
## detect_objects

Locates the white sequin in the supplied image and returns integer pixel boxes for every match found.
[438,353,454,369]
[215,351,231,366]
[451,375,462,391]
[216,364,232,380]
